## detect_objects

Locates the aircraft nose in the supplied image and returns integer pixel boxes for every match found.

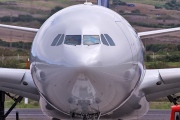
[32,43,140,115]
[34,62,139,115]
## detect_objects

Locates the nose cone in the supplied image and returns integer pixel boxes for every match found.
[32,56,141,115]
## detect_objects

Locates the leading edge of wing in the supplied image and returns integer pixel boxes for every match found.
[0,68,39,101]
[140,68,180,101]
[0,24,39,33]
[138,27,180,39]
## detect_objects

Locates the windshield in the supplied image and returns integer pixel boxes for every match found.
[83,35,100,45]
[64,35,81,45]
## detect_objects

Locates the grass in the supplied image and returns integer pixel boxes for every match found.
[0,0,14,1]
[5,99,173,109]
[150,102,173,109]
[0,48,29,56]
[145,62,180,68]
[5,100,173,109]
[168,62,180,67]
[120,0,167,6]
[56,0,73,4]
[34,1,54,8]
[18,63,28,69]
[5,99,40,108]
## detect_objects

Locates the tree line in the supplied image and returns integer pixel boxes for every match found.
[146,44,180,63]
[146,44,180,53]
[0,39,32,49]
[164,0,180,11]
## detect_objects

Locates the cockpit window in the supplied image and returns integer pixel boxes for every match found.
[101,34,109,46]
[83,35,100,45]
[51,34,61,46]
[104,34,115,46]
[64,35,81,45]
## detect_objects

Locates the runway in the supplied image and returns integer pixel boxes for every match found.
[134,109,170,120]
[5,109,170,120]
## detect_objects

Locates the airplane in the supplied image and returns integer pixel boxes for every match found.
[0,0,179,120]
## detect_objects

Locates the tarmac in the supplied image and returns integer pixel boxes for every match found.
[5,109,170,120]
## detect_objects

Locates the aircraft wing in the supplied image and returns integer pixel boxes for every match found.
[138,27,180,39]
[0,68,39,101]
[1,24,179,38]
[0,24,39,33]
[140,68,180,101]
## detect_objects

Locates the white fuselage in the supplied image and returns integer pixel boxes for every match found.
[30,3,148,119]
